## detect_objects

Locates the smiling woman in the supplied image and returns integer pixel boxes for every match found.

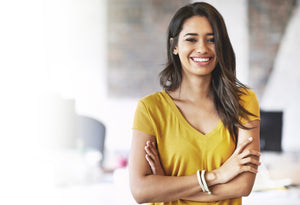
[173,16,218,79]
[129,2,261,205]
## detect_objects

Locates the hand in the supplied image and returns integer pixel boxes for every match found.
[215,137,261,184]
[144,141,165,175]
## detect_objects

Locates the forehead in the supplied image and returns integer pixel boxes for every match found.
[180,16,213,36]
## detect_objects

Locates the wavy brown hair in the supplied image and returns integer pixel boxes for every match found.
[160,2,256,143]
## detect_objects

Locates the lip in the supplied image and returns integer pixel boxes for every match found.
[190,56,213,66]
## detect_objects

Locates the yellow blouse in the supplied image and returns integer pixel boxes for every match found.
[133,89,260,205]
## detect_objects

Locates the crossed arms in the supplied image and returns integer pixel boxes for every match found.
[129,120,260,204]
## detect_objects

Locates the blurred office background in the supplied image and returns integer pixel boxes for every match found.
[0,0,299,204]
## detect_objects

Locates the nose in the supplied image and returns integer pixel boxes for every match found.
[196,40,208,54]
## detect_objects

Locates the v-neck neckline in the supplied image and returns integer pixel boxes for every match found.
[161,89,222,137]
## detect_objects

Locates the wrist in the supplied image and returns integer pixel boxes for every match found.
[206,169,222,186]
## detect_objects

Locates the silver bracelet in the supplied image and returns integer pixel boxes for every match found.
[201,170,211,194]
[196,170,205,192]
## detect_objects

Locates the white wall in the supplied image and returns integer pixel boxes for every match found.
[44,0,137,164]
[0,1,57,204]
[261,1,300,151]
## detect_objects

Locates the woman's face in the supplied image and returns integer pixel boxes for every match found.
[174,16,218,79]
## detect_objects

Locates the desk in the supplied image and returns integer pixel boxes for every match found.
[52,171,137,205]
[243,151,300,205]
[243,187,300,205]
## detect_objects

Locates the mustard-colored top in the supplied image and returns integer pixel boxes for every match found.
[133,89,260,205]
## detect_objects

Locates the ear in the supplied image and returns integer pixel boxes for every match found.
[173,49,178,55]
[170,38,178,55]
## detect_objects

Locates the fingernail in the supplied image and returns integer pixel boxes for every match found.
[248,137,253,141]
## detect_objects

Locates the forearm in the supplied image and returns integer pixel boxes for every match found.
[182,124,260,202]
[130,173,202,203]
[130,130,204,203]
[132,170,256,203]
[183,172,256,202]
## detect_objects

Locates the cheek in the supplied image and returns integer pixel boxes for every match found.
[209,46,218,61]
[178,46,193,59]
[209,45,216,53]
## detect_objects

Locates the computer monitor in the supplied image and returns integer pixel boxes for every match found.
[260,110,283,152]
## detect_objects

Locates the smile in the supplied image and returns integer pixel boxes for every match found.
[192,57,210,62]
[190,57,213,64]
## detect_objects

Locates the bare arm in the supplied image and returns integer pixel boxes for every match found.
[129,129,201,204]
[129,120,260,203]
[183,120,260,201]
[129,129,200,203]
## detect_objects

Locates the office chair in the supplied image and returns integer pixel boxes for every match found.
[76,115,106,165]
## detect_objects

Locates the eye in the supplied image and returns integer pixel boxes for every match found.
[186,38,197,43]
[207,38,215,43]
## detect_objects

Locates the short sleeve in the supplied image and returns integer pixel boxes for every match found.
[240,90,261,124]
[132,100,155,136]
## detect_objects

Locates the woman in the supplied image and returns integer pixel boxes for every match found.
[129,2,261,205]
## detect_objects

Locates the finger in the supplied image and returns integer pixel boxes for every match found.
[144,145,156,160]
[145,145,161,165]
[146,140,152,146]
[145,154,157,174]
[241,165,259,174]
[145,154,155,166]
[239,149,261,159]
[151,141,158,152]
[150,142,159,158]
[146,141,159,159]
[235,137,253,154]
[146,140,155,145]
[241,157,261,166]
[146,141,157,152]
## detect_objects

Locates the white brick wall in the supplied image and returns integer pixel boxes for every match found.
[261,1,300,151]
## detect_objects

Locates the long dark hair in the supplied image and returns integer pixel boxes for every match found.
[160,2,255,143]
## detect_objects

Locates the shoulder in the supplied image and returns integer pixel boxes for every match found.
[136,90,172,117]
[139,90,166,107]
[239,88,258,105]
[238,88,260,123]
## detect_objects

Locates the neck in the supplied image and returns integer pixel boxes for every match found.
[174,74,213,102]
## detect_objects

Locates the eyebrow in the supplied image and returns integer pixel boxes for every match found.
[183,32,214,37]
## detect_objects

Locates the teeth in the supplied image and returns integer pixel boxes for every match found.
[193,58,209,62]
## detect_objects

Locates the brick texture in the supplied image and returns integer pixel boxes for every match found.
[248,0,297,98]
[107,0,186,98]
